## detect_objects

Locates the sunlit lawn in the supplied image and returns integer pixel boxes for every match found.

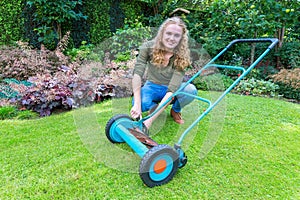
[0,93,299,199]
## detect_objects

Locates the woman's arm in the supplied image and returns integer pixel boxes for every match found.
[130,74,142,119]
[130,41,152,119]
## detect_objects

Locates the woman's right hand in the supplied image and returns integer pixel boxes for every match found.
[130,103,142,119]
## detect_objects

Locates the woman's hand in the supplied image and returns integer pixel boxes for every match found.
[130,103,142,119]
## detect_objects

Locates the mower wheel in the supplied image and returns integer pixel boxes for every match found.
[105,114,132,143]
[139,144,179,187]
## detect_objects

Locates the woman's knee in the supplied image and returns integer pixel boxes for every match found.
[184,83,197,95]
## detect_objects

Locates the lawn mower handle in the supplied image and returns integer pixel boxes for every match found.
[226,38,279,50]
[173,38,279,145]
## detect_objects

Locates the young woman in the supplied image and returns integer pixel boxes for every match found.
[130,16,197,131]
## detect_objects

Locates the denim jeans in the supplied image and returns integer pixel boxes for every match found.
[137,81,197,113]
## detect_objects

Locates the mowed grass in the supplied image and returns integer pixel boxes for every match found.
[0,93,299,199]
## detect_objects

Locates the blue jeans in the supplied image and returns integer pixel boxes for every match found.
[137,81,197,113]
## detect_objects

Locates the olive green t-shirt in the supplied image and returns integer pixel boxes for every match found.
[133,41,185,93]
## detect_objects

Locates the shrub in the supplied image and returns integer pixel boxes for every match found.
[1,39,134,117]
[12,56,134,116]
[0,105,38,120]
[16,109,38,120]
[95,25,154,61]
[0,106,18,120]
[269,68,300,101]
[65,41,96,61]
[0,78,33,99]
[193,73,234,91]
[276,41,300,69]
[0,0,23,45]
[18,73,74,116]
[0,84,18,99]
[233,78,279,97]
[0,42,78,80]
[246,65,279,80]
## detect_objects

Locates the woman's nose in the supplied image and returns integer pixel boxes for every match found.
[169,34,175,41]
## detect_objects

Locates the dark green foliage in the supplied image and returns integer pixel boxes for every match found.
[276,41,300,69]
[85,1,111,45]
[193,73,234,91]
[70,2,90,48]
[22,2,40,48]
[24,0,87,50]
[94,23,154,61]
[0,0,24,45]
[109,26,153,56]
[109,0,125,33]
[276,83,300,101]
[246,66,279,81]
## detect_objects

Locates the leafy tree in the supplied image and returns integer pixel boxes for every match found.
[26,0,87,49]
[186,0,299,66]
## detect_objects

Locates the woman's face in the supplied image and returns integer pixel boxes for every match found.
[162,23,183,50]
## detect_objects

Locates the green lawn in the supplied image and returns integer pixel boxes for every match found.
[0,93,299,199]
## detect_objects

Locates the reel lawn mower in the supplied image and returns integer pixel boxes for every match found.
[105,38,279,187]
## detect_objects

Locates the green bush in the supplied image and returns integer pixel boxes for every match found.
[247,66,279,80]
[25,0,87,50]
[0,0,24,45]
[16,110,39,120]
[114,51,132,63]
[193,73,234,91]
[65,41,96,61]
[234,78,279,97]
[86,1,111,45]
[95,25,154,61]
[276,41,300,69]
[0,106,18,120]
[0,105,38,120]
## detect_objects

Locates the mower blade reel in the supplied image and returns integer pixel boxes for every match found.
[129,128,158,148]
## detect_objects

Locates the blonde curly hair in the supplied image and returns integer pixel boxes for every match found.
[151,17,191,71]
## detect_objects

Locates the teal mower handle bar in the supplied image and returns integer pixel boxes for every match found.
[226,38,279,49]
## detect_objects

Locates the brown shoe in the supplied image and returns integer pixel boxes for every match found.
[170,108,184,124]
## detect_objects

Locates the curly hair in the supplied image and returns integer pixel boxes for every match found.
[151,17,191,71]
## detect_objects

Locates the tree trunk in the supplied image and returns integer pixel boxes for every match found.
[250,31,257,65]
[278,27,285,48]
[276,27,285,68]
